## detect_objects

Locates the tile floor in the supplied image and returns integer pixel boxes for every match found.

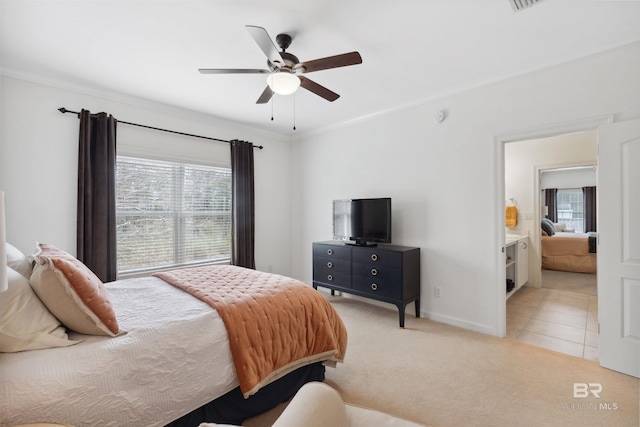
[507,286,598,361]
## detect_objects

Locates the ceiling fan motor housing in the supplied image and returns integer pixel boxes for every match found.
[276,33,292,50]
[268,51,300,72]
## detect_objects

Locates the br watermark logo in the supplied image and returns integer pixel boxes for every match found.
[573,382,602,398]
[555,383,619,411]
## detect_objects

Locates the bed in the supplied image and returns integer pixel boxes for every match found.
[541,231,597,274]
[1,243,347,427]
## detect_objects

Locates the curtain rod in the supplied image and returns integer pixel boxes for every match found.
[58,108,263,150]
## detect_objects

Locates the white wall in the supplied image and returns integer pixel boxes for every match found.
[540,166,597,189]
[291,42,640,336]
[505,131,598,287]
[0,76,294,276]
[3,42,639,337]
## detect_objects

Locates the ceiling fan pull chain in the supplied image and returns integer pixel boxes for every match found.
[271,95,274,121]
[293,93,296,131]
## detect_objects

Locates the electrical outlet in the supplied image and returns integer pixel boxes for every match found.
[524,212,533,220]
[434,286,442,298]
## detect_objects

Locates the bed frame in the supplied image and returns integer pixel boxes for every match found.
[168,363,325,426]
[2,263,346,427]
[541,231,597,274]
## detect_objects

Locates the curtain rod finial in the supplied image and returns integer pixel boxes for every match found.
[58,107,67,113]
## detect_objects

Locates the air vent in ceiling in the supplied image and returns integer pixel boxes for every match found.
[509,0,545,12]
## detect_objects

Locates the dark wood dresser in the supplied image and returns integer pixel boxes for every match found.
[312,241,420,327]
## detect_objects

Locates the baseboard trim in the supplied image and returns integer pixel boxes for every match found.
[327,292,498,337]
[420,311,497,337]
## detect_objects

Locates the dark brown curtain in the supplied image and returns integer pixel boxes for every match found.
[77,110,117,282]
[544,188,557,222]
[583,186,597,232]
[230,139,256,269]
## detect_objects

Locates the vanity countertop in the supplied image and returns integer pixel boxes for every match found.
[506,234,527,245]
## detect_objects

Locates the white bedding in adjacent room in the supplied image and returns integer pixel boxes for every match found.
[0,276,238,427]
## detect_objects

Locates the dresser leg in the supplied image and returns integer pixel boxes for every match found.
[415,298,420,318]
[398,305,405,328]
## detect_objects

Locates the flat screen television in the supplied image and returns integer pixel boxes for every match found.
[332,198,392,246]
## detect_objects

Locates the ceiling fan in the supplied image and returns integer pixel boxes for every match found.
[199,25,362,104]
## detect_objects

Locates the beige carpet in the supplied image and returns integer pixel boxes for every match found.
[244,296,639,427]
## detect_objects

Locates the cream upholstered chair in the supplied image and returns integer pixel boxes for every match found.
[201,381,428,427]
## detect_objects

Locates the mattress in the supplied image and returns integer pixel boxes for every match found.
[0,276,238,427]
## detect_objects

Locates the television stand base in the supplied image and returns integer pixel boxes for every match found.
[346,241,378,247]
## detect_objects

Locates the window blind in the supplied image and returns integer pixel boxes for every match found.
[556,188,584,233]
[116,155,232,275]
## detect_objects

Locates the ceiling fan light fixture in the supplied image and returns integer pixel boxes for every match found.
[267,71,300,95]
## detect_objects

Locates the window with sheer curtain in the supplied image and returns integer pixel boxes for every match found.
[116,155,232,275]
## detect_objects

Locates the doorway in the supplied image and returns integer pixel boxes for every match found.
[498,124,602,360]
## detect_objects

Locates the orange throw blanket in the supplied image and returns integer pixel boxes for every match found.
[154,265,347,397]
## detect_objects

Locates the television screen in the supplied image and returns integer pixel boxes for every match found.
[333,198,391,246]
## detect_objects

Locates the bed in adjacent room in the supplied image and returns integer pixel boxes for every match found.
[540,220,597,274]
[1,243,347,427]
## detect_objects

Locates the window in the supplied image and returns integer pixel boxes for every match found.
[556,189,584,233]
[116,156,232,275]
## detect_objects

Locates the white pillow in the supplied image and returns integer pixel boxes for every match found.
[553,223,566,232]
[6,242,33,279]
[0,267,80,352]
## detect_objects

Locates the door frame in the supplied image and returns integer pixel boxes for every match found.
[533,161,597,288]
[494,115,613,338]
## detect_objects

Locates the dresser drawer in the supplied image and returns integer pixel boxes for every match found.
[352,275,402,299]
[352,248,402,268]
[313,243,351,260]
[313,257,351,286]
[352,261,401,282]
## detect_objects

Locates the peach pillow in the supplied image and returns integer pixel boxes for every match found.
[29,243,120,336]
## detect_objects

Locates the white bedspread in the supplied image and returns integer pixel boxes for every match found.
[0,276,238,427]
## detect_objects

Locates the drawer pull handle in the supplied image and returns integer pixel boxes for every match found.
[327,261,333,268]
[371,268,378,276]
[327,274,333,281]
[371,283,378,291]
[327,249,334,255]
[371,254,378,261]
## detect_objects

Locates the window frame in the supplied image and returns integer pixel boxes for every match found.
[556,188,585,233]
[115,154,232,278]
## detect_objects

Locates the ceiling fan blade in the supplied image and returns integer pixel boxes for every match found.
[245,25,284,67]
[296,51,362,74]
[298,76,340,102]
[199,68,270,74]
[256,86,274,104]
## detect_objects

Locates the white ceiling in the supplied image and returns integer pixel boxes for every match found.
[2,0,640,136]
